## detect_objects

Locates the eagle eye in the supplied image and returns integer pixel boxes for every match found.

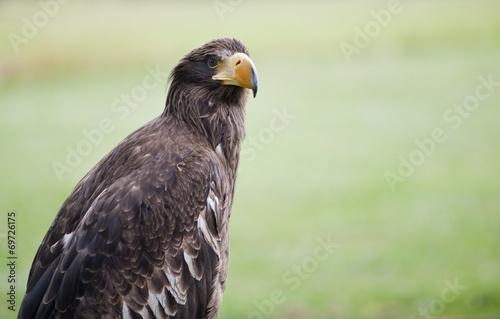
[207,58,219,69]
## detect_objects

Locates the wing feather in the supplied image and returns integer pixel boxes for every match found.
[19,144,226,319]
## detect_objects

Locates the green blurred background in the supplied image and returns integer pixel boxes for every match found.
[1,1,500,318]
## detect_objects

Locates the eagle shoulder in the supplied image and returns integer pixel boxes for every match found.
[19,144,230,319]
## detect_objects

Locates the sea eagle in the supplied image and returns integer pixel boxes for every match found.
[18,38,258,319]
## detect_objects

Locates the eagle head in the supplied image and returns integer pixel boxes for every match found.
[165,38,258,113]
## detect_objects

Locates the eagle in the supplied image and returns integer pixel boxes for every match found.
[18,38,258,319]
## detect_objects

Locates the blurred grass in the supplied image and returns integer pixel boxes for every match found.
[1,0,500,318]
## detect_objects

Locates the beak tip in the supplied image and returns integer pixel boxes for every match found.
[251,69,258,98]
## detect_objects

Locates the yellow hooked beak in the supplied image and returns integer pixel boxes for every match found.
[212,52,258,97]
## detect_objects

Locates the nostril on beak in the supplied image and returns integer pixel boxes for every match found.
[235,60,241,67]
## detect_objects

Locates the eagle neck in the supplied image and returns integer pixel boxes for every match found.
[211,104,246,181]
[164,95,246,181]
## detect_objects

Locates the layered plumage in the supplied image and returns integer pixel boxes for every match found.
[18,38,258,319]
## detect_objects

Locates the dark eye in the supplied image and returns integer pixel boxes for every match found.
[207,58,219,69]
